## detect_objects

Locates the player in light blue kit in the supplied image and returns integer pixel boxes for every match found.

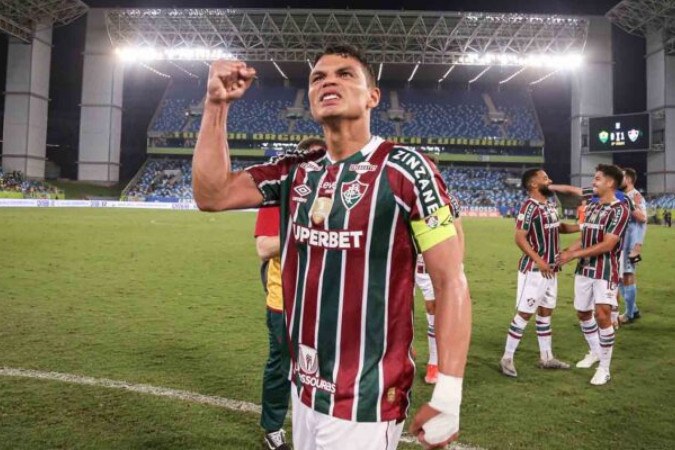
[618,168,647,324]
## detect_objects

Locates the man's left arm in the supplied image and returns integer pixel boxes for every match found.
[561,205,629,264]
[410,230,471,448]
[426,236,471,376]
[560,223,580,234]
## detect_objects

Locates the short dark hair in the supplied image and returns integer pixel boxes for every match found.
[521,168,542,191]
[623,167,637,184]
[596,164,624,189]
[314,44,377,87]
[297,137,325,152]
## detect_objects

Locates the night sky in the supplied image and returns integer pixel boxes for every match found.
[0,1,648,187]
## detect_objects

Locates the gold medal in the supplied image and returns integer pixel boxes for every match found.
[310,196,333,226]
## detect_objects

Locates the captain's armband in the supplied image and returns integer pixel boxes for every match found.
[411,205,457,252]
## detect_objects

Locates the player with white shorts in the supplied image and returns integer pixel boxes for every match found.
[559,164,630,386]
[500,169,578,378]
[415,193,463,385]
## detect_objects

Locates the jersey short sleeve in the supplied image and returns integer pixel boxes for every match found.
[254,206,280,237]
[624,195,636,213]
[385,147,456,252]
[245,149,326,206]
[515,201,537,231]
[449,194,461,219]
[581,187,595,200]
[606,203,630,237]
[633,191,647,214]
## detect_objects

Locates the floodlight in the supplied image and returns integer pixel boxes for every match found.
[407,62,420,82]
[115,46,235,62]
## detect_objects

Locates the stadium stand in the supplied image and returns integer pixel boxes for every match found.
[150,81,206,132]
[182,84,295,134]
[441,167,523,213]
[124,158,250,201]
[149,82,541,143]
[123,158,524,212]
[491,89,543,141]
[0,169,61,198]
[400,89,501,138]
[650,193,675,209]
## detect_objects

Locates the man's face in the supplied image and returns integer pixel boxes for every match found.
[592,170,614,196]
[308,54,380,124]
[533,170,553,196]
[621,171,628,189]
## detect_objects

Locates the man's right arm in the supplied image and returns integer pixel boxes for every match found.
[192,61,263,212]
[255,236,281,261]
[514,229,553,277]
[549,184,584,197]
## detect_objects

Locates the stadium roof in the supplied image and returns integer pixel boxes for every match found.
[0,0,88,42]
[109,8,589,85]
[107,8,588,63]
[607,0,675,54]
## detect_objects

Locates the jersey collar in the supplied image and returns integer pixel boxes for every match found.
[324,136,384,165]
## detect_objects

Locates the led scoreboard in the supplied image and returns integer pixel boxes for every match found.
[588,113,650,152]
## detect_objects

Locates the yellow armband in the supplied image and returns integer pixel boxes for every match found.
[411,205,457,252]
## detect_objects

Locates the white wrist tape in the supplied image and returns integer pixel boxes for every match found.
[429,374,463,416]
[424,374,463,445]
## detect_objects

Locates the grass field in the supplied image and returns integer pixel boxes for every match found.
[1,208,674,449]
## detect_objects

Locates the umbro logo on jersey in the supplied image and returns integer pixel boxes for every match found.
[294,184,312,197]
[341,180,369,210]
[349,162,377,174]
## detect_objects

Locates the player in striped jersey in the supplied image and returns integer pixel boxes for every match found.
[415,193,464,384]
[618,168,647,324]
[255,138,325,450]
[499,169,578,378]
[192,45,471,449]
[549,178,642,327]
[559,165,630,386]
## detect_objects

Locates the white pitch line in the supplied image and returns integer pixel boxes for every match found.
[0,367,260,414]
[0,367,482,449]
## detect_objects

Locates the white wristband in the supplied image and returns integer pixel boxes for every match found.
[429,373,463,416]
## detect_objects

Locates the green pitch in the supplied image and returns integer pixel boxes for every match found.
[1,209,673,449]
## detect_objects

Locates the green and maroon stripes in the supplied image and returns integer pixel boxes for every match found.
[576,201,629,283]
[247,141,452,423]
[516,199,560,272]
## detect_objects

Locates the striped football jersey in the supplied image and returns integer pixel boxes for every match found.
[575,199,630,283]
[515,198,561,272]
[246,137,455,422]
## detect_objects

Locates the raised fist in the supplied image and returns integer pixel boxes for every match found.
[206,60,257,104]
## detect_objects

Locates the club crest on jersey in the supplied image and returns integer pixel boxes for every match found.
[425,215,440,229]
[341,180,369,210]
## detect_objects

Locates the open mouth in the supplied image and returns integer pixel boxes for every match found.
[320,91,341,103]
